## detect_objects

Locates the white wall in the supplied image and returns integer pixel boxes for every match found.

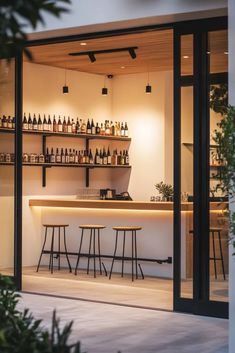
[28,0,227,39]
[229,0,235,351]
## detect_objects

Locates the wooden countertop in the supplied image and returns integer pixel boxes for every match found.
[29,199,227,211]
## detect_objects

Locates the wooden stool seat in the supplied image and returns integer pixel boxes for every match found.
[79,225,106,229]
[43,224,69,228]
[113,226,142,231]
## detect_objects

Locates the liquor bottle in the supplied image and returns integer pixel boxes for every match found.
[107,147,111,165]
[48,115,53,132]
[63,116,68,133]
[111,149,118,166]
[56,148,61,163]
[85,150,89,164]
[67,116,72,134]
[28,113,33,130]
[2,115,7,128]
[95,148,100,164]
[43,114,48,131]
[100,123,105,135]
[111,121,115,136]
[87,119,91,134]
[124,122,129,137]
[89,149,94,164]
[61,148,65,164]
[99,149,103,164]
[81,119,86,134]
[53,115,58,132]
[125,150,129,165]
[7,116,13,129]
[58,116,63,132]
[75,150,79,164]
[120,150,125,165]
[72,119,76,133]
[45,148,50,163]
[33,114,38,130]
[76,118,81,134]
[117,150,121,165]
[78,151,81,164]
[80,150,84,164]
[91,119,96,134]
[95,122,100,135]
[103,147,107,165]
[69,149,74,163]
[0,116,2,128]
[39,153,45,163]
[105,120,111,135]
[12,117,15,129]
[65,148,69,163]
[121,122,125,137]
[50,148,55,163]
[38,114,43,131]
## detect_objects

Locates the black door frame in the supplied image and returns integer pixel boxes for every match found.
[12,16,228,317]
[173,18,228,318]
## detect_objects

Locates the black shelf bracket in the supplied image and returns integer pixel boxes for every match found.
[42,135,47,187]
[85,138,89,188]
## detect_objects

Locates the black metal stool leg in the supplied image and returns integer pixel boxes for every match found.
[58,226,61,270]
[134,231,138,279]
[211,230,217,279]
[63,226,72,272]
[131,231,134,282]
[93,228,96,278]
[75,228,84,275]
[121,231,126,277]
[87,229,92,274]
[50,227,55,274]
[98,229,102,275]
[218,230,226,280]
[37,226,48,272]
[109,231,118,280]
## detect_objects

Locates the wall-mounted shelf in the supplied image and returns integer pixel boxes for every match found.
[0,127,131,187]
[182,142,219,148]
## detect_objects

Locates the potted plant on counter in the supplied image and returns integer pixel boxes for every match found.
[155,181,174,201]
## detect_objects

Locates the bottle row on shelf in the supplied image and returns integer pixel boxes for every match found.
[0,148,130,166]
[9,113,129,137]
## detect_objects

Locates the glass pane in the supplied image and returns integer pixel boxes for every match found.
[181,34,193,76]
[180,85,194,299]
[0,59,15,277]
[209,30,228,302]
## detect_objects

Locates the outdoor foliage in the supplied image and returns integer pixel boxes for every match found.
[0,0,71,58]
[210,84,235,250]
[0,275,82,353]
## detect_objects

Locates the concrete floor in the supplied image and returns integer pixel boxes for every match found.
[19,293,228,353]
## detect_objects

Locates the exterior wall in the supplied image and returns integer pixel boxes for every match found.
[28,0,227,39]
[229,0,235,351]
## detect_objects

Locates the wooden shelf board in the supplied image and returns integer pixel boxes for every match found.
[0,162,131,169]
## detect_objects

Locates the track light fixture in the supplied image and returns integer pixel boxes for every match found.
[88,52,96,63]
[62,70,69,94]
[69,47,138,62]
[128,48,137,59]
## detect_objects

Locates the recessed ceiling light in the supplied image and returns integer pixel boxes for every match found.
[183,55,189,59]
[206,51,211,54]
[224,51,229,55]
[121,66,125,69]
[80,42,87,46]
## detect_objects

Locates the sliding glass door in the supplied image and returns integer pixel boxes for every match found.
[174,18,228,318]
[0,54,23,289]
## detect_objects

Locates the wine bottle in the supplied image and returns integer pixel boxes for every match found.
[58,116,63,132]
[75,150,79,164]
[89,149,94,164]
[91,119,96,134]
[7,116,13,129]
[56,148,61,163]
[96,122,100,135]
[69,149,74,163]
[111,121,115,136]
[33,114,38,130]
[95,148,100,164]
[53,115,58,132]
[63,116,68,133]
[81,119,86,134]
[99,149,103,164]
[50,148,55,163]
[2,115,7,128]
[72,119,76,133]
[107,147,111,165]
[111,149,118,166]
[23,113,28,130]
[67,116,72,134]
[65,148,69,163]
[38,114,43,131]
[28,113,33,130]
[76,118,80,134]
[45,148,50,163]
[87,119,91,134]
[61,148,65,164]
[48,115,53,132]
[100,123,105,135]
[103,147,107,165]
[12,117,15,129]
[39,153,45,163]
[43,114,48,131]
[125,150,129,165]
[85,150,89,164]
[105,120,111,135]
[117,122,121,136]
[121,122,125,137]
[124,122,129,137]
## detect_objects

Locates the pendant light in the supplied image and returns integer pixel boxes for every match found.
[62,69,69,94]
[145,69,152,94]
[102,76,108,95]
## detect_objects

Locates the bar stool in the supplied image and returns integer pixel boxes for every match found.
[109,226,144,282]
[75,225,107,278]
[189,227,226,280]
[37,224,72,274]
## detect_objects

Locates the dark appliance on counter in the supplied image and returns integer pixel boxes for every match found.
[100,189,132,201]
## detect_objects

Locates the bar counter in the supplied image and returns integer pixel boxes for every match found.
[29,199,226,211]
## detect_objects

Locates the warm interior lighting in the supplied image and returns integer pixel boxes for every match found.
[121,66,125,69]
[63,85,69,94]
[183,55,189,59]
[206,51,211,55]
[80,42,87,46]
[224,51,229,55]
